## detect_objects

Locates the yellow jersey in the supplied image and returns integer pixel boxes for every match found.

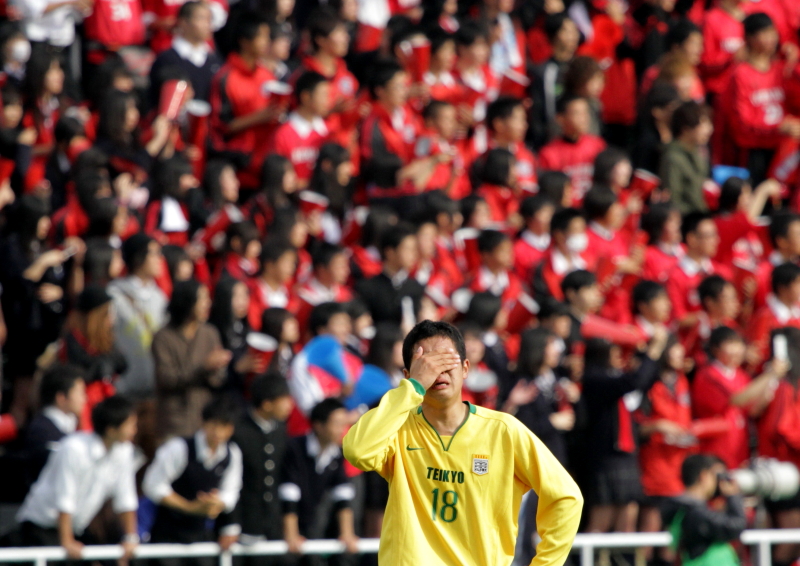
[343,378,584,566]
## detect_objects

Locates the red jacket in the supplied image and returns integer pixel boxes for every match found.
[513,230,550,284]
[727,60,789,151]
[758,380,800,469]
[272,112,329,183]
[84,0,145,50]
[192,203,243,253]
[692,362,751,468]
[294,277,353,332]
[701,8,745,96]
[538,135,606,205]
[666,256,732,324]
[747,295,800,364]
[359,103,420,199]
[638,374,693,497]
[247,277,293,331]
[642,243,684,283]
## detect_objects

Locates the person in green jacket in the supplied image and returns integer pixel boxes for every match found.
[664,454,746,566]
[659,101,714,215]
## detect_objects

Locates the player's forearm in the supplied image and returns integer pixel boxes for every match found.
[342,378,424,471]
[337,508,356,538]
[57,512,76,546]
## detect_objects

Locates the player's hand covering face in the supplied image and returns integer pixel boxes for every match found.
[404,336,468,401]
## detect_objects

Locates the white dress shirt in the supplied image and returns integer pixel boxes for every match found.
[142,431,243,534]
[17,0,79,46]
[17,433,138,534]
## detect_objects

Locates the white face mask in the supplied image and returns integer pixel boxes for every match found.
[566,232,588,254]
[10,40,31,64]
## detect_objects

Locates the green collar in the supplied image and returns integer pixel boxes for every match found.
[416,402,475,451]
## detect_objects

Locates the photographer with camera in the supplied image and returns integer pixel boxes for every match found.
[664,454,747,566]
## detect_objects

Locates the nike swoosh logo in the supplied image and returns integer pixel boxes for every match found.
[406,445,424,451]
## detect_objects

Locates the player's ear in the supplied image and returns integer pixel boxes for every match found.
[403,368,410,379]
[461,358,470,376]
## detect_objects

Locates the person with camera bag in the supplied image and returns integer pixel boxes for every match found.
[663,454,747,566]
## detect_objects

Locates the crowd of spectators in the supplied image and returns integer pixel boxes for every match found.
[1,0,800,562]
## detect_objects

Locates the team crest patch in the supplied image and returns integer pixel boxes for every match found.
[472,454,489,475]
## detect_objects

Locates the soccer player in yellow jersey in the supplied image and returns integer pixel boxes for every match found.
[343,320,583,566]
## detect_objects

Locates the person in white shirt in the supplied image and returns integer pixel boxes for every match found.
[142,399,243,562]
[17,396,139,560]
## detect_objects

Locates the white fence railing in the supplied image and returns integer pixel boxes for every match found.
[0,530,799,566]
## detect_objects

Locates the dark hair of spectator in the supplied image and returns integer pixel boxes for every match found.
[538,297,571,320]
[517,327,556,377]
[476,148,514,187]
[583,185,617,222]
[261,154,294,209]
[345,298,371,321]
[201,396,240,424]
[152,155,193,201]
[177,0,206,20]
[295,71,329,105]
[464,292,502,331]
[369,58,405,98]
[486,96,523,132]
[718,177,749,214]
[639,82,680,132]
[55,116,84,145]
[544,12,572,42]
[665,19,701,51]
[261,308,295,343]
[556,93,585,115]
[670,100,710,139]
[708,326,743,353]
[209,277,246,350]
[538,171,571,206]
[162,244,192,282]
[770,211,800,248]
[309,143,351,219]
[307,6,343,51]
[234,12,270,52]
[251,373,291,406]
[681,212,713,242]
[743,12,774,38]
[681,453,723,487]
[562,269,596,296]
[97,89,138,147]
[772,262,800,295]
[312,241,346,269]
[203,159,235,209]
[86,197,119,239]
[260,237,296,266]
[92,395,134,436]
[88,55,134,107]
[311,397,346,424]
[84,238,117,285]
[520,194,555,220]
[24,49,61,103]
[584,338,613,370]
[366,323,404,374]
[698,275,729,306]
[1,83,21,106]
[226,221,260,253]
[379,223,416,258]
[551,207,583,235]
[455,20,488,47]
[428,28,455,54]
[632,280,666,315]
[641,203,677,244]
[17,195,50,256]
[168,279,203,328]
[564,56,602,96]
[361,207,399,248]
[309,302,349,336]
[657,333,680,373]
[40,364,85,407]
[418,190,460,225]
[420,0,453,32]
[121,233,154,272]
[402,320,466,371]
[477,229,509,254]
[423,99,453,122]
[593,148,630,187]
[460,194,487,227]
[75,169,110,211]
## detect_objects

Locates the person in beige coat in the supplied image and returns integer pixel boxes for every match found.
[152,279,232,440]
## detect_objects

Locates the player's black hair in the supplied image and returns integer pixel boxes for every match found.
[40,364,85,407]
[464,292,502,331]
[520,194,555,220]
[309,302,349,336]
[311,397,346,424]
[772,262,800,295]
[641,203,678,245]
[455,20,489,47]
[477,229,509,254]
[486,96,524,133]
[770,211,800,248]
[260,237,296,267]
[665,19,701,51]
[92,395,135,436]
[582,185,617,222]
[369,59,405,98]
[555,93,585,115]
[402,320,467,371]
[312,241,346,269]
[295,71,329,104]
[698,275,730,307]
[681,453,724,487]
[708,325,743,353]
[561,269,596,297]
[550,207,583,235]
[544,12,572,42]
[681,211,713,242]
[538,171,571,206]
[307,5,342,52]
[476,148,514,187]
[632,280,667,314]
[202,396,240,424]
[251,373,291,407]
[379,223,416,258]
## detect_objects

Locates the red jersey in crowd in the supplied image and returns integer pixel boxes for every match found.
[513,230,550,284]
[144,197,190,246]
[144,0,227,53]
[210,53,278,188]
[469,127,538,194]
[726,60,790,151]
[423,71,463,105]
[466,266,524,310]
[642,243,684,283]
[360,103,420,199]
[294,277,354,332]
[758,380,800,470]
[753,251,796,309]
[247,278,292,330]
[638,373,693,497]
[692,361,751,468]
[84,0,145,53]
[453,65,499,122]
[747,294,800,363]
[192,203,243,254]
[538,134,606,204]
[700,7,744,96]
[666,256,732,323]
[272,112,329,183]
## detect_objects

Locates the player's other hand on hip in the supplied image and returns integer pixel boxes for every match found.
[408,346,462,390]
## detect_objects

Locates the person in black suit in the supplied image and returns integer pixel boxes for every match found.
[231,373,293,558]
[354,224,425,327]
